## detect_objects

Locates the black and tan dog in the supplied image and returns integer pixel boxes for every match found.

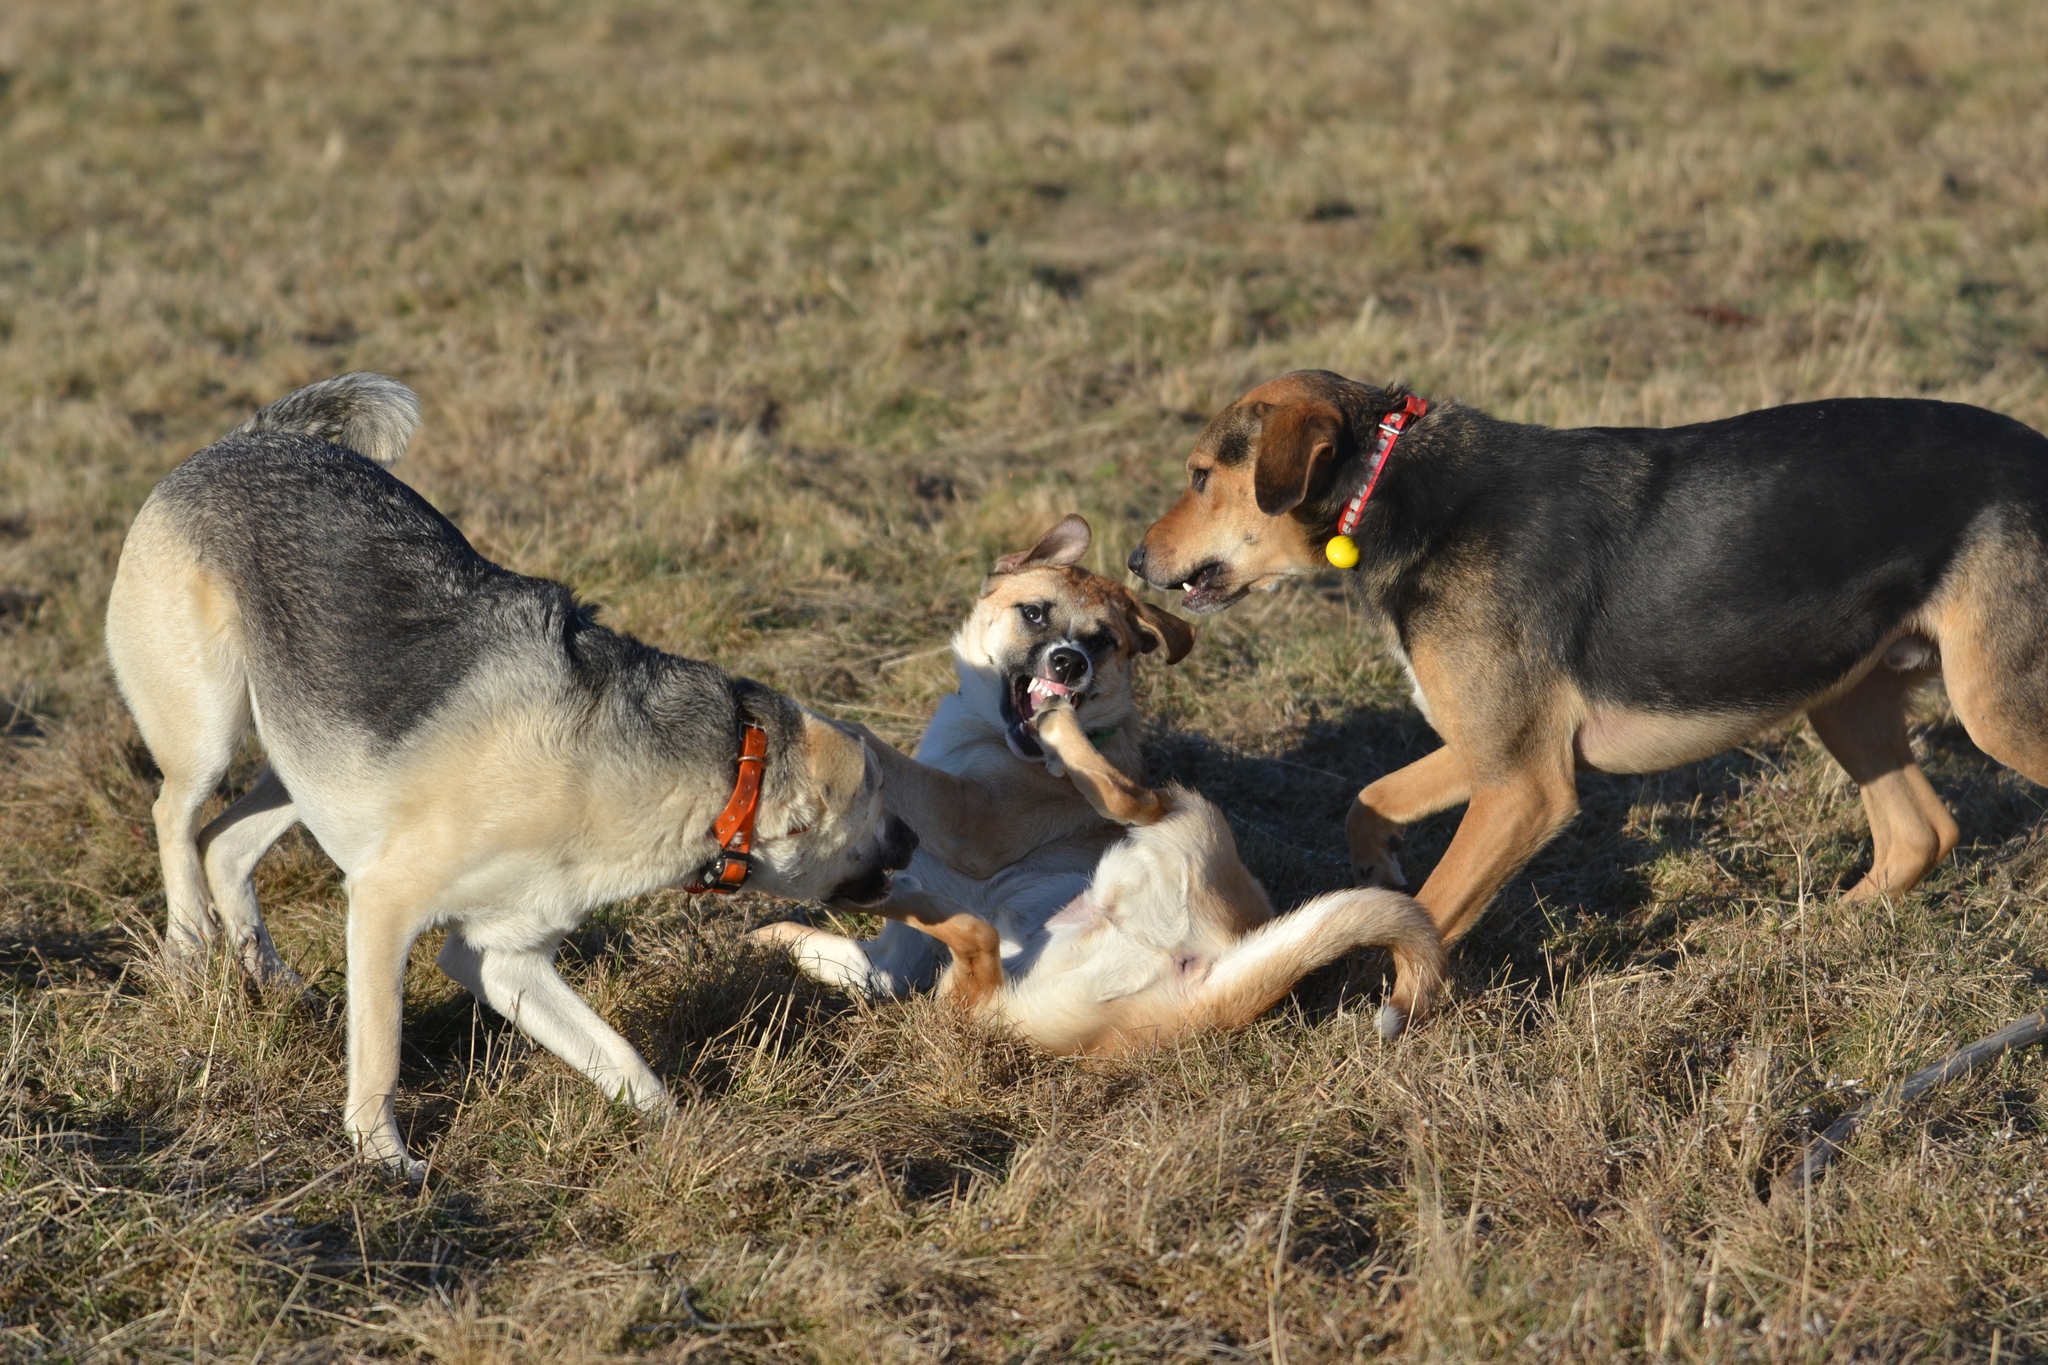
[1129,369,2048,947]
[106,374,916,1173]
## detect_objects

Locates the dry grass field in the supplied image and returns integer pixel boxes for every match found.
[3,0,2048,1358]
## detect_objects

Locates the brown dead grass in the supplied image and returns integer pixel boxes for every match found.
[3,0,2048,1359]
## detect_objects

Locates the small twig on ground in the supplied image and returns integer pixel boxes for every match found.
[629,1282,778,1336]
[1780,1007,2048,1196]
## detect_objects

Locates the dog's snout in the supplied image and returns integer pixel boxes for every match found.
[825,815,920,907]
[883,814,919,869]
[1126,544,1148,578]
[1047,645,1090,686]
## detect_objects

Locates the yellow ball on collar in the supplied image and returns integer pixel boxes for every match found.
[1325,534,1360,569]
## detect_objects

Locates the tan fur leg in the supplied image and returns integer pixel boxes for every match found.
[1033,703,1168,826]
[437,928,670,1116]
[196,767,306,991]
[918,913,1004,1010]
[1807,669,1957,900]
[1346,745,1471,889]
[1936,597,2048,792]
[852,726,1052,879]
[867,882,1005,1010]
[105,516,250,971]
[342,880,427,1176]
[1416,759,1579,945]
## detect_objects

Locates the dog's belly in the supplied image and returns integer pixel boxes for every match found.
[1573,706,1773,774]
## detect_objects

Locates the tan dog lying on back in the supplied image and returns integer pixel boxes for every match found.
[754,516,1445,1052]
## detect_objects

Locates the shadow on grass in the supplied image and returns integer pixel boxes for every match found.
[1146,697,2047,1015]
[0,924,135,991]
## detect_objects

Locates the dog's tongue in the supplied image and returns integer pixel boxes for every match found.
[1020,674,1072,721]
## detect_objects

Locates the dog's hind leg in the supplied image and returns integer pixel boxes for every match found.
[1189,887,1447,1043]
[869,882,1005,1010]
[197,767,306,991]
[105,519,252,970]
[1808,666,1957,901]
[1931,554,2048,799]
[436,927,671,1118]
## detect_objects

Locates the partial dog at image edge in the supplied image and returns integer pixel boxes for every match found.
[1128,368,2048,948]
[104,373,917,1175]
[751,515,1446,1051]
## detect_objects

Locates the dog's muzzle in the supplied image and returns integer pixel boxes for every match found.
[1005,642,1095,760]
[826,814,919,906]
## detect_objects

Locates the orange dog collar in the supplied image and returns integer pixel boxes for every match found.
[684,722,768,893]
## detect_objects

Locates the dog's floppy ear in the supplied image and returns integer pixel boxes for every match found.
[798,709,869,815]
[1130,601,1196,665]
[994,514,1091,574]
[1253,401,1345,516]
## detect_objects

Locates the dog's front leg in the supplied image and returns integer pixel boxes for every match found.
[1030,699,1168,826]
[343,885,429,1178]
[1346,745,1472,889]
[848,725,1045,878]
[437,928,671,1118]
[748,918,943,998]
[1414,760,1578,945]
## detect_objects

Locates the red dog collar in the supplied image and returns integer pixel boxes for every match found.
[684,723,768,893]
[1327,395,1428,567]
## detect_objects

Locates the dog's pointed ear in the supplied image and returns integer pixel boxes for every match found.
[994,514,1092,574]
[1253,402,1345,516]
[1131,601,1196,665]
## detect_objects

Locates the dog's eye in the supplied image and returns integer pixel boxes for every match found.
[1019,602,1047,627]
[1189,466,1211,494]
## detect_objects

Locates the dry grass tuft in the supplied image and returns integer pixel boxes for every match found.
[3,0,2047,1358]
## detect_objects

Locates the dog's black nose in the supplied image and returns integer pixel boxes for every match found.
[883,815,918,868]
[1047,645,1090,686]
[1126,544,1148,578]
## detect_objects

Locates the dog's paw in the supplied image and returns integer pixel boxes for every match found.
[747,921,810,949]
[1351,853,1408,892]
[1027,689,1077,724]
[1349,830,1408,891]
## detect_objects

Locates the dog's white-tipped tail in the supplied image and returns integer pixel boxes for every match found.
[1191,886,1446,1039]
[228,372,420,466]
[1375,1003,1407,1042]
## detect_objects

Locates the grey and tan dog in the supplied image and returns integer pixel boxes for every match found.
[106,374,915,1174]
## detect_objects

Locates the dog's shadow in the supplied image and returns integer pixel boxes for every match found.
[1143,697,2043,1014]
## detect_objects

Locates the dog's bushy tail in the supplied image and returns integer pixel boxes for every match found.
[1190,886,1446,1042]
[227,372,420,466]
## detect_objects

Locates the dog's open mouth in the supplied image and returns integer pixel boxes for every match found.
[1177,561,1243,614]
[1004,673,1082,760]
